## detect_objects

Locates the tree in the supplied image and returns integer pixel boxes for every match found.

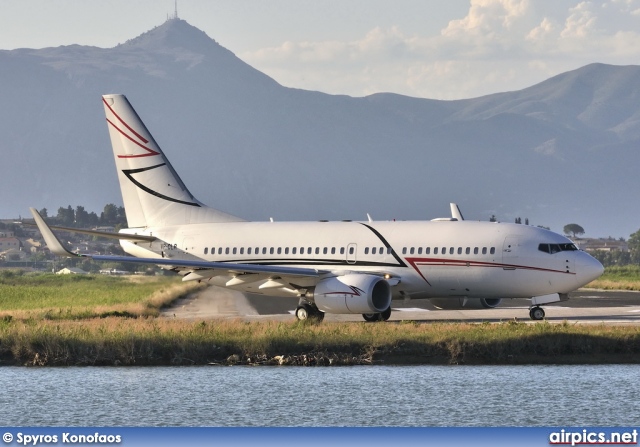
[563,223,585,238]
[101,203,119,224]
[75,206,89,226]
[490,215,497,222]
[57,205,74,225]
[629,229,640,254]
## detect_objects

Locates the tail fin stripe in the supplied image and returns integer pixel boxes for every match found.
[102,97,149,144]
[123,164,201,207]
[106,118,161,158]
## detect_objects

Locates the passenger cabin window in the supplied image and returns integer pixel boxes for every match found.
[418,247,422,255]
[349,247,355,255]
[425,247,430,255]
[449,247,454,255]
[340,247,345,255]
[434,247,439,255]
[482,247,487,255]
[457,247,462,255]
[465,247,470,255]
[490,247,495,255]
[474,247,479,254]
[365,247,369,255]
[402,248,407,255]
[410,248,415,255]
[204,248,208,255]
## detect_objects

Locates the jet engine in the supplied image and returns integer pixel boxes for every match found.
[429,297,502,310]
[311,274,392,314]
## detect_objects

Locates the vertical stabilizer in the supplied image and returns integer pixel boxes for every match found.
[102,94,244,227]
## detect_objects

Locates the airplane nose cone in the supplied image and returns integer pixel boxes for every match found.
[576,253,604,287]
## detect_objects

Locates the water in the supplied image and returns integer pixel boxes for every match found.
[0,365,638,426]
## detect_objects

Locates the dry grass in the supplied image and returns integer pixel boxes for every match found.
[1,319,639,366]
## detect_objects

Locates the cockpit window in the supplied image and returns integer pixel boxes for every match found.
[538,243,578,254]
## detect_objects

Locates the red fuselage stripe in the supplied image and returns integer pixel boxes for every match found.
[404,256,574,284]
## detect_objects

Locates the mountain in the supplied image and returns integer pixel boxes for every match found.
[1,18,638,237]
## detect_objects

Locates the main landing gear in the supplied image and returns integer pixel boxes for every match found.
[295,302,325,322]
[529,306,545,321]
[362,307,392,322]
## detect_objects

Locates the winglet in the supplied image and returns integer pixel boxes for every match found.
[29,208,81,257]
[450,203,464,221]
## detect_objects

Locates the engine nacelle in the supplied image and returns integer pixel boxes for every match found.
[312,274,392,314]
[429,297,502,310]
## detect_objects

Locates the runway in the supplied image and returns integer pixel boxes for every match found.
[160,286,640,324]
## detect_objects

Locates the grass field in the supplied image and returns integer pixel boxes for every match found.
[0,272,203,319]
[0,267,639,366]
[585,265,640,290]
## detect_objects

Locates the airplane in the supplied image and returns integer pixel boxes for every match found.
[29,94,605,322]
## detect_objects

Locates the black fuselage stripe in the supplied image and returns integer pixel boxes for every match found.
[359,223,407,267]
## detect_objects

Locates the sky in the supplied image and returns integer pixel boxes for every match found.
[2,0,640,100]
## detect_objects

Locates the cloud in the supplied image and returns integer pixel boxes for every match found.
[240,1,640,100]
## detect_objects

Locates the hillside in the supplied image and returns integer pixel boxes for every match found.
[1,18,638,237]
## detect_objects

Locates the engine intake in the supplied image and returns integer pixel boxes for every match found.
[312,274,392,314]
[429,297,502,310]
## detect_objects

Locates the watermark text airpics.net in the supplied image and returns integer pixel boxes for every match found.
[550,429,638,446]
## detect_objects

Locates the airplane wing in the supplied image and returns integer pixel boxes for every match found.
[22,221,156,242]
[29,208,326,285]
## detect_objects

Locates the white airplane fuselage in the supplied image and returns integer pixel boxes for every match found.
[121,218,602,302]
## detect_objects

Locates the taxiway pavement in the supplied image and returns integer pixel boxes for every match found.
[160,286,640,325]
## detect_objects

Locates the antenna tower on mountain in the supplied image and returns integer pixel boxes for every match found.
[167,0,179,20]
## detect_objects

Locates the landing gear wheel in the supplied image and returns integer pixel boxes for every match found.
[529,306,545,320]
[295,303,325,322]
[295,304,311,321]
[362,308,391,322]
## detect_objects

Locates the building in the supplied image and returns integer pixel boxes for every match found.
[56,267,89,275]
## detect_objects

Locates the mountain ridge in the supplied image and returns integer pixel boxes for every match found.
[1,19,638,237]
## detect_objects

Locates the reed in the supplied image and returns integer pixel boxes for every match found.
[1,319,639,366]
